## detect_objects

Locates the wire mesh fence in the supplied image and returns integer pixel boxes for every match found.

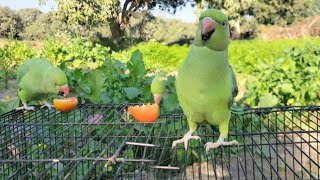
[0,104,319,179]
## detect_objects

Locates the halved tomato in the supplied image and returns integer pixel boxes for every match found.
[53,97,78,112]
[128,103,159,123]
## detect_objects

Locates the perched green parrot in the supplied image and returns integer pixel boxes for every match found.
[151,72,167,104]
[16,58,69,111]
[172,9,239,153]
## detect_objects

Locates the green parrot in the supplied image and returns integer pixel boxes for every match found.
[172,9,239,153]
[150,72,167,104]
[16,58,70,111]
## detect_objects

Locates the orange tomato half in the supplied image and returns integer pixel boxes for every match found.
[128,103,159,123]
[53,97,78,112]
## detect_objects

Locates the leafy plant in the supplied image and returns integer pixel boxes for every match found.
[112,42,189,73]
[243,43,320,107]
[0,40,35,88]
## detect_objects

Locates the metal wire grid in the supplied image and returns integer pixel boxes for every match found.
[0,105,319,180]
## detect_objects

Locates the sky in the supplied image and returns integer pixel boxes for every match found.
[0,0,199,23]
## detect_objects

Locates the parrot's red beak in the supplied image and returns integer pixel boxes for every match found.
[60,84,69,97]
[153,94,162,104]
[201,17,215,41]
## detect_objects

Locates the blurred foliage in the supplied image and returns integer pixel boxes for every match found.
[1,1,319,43]
[0,41,36,88]
[112,42,188,72]
[129,15,196,43]
[39,36,110,69]
[46,0,190,39]
[17,8,42,28]
[253,0,314,26]
[0,6,23,38]
[22,11,68,40]
[242,40,320,107]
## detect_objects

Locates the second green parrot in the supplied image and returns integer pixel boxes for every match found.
[151,72,167,104]
[16,58,69,111]
[172,9,239,153]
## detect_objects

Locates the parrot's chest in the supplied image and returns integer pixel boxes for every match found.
[182,67,232,105]
[176,48,233,124]
[178,52,232,103]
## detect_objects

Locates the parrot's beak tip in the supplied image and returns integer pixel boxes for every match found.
[61,84,70,97]
[153,94,162,104]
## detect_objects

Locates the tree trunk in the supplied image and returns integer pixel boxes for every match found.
[109,17,124,40]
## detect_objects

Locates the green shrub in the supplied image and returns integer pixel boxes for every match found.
[0,41,35,88]
[112,42,189,72]
[243,43,320,107]
[39,36,111,69]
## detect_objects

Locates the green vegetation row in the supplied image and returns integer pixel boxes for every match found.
[113,37,320,107]
[1,36,320,115]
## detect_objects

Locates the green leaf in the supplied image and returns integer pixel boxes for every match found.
[258,93,279,107]
[101,92,111,103]
[79,84,91,94]
[114,60,127,70]
[127,50,146,78]
[163,94,180,112]
[280,82,294,94]
[86,69,106,103]
[123,87,141,100]
[280,58,295,71]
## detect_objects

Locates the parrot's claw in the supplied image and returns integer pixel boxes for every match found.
[172,131,201,150]
[40,102,54,110]
[204,137,239,154]
[16,105,35,111]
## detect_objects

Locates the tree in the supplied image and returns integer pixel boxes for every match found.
[18,8,42,28]
[23,11,67,40]
[40,0,189,40]
[0,6,23,38]
[253,0,314,26]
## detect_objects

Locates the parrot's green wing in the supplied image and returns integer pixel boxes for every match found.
[17,58,53,84]
[229,65,244,114]
[228,64,238,108]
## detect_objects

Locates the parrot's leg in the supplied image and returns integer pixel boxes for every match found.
[16,90,35,111]
[204,121,239,153]
[172,120,201,150]
[40,101,54,110]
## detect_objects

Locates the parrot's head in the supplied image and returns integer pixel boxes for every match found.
[194,9,230,51]
[151,72,167,104]
[45,67,69,97]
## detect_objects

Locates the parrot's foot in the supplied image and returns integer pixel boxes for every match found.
[204,135,239,153]
[172,130,201,150]
[40,102,54,110]
[16,105,35,111]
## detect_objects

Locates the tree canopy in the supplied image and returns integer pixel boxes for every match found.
[43,0,189,39]
[0,6,23,38]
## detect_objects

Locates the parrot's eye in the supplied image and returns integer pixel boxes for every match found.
[222,22,226,26]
